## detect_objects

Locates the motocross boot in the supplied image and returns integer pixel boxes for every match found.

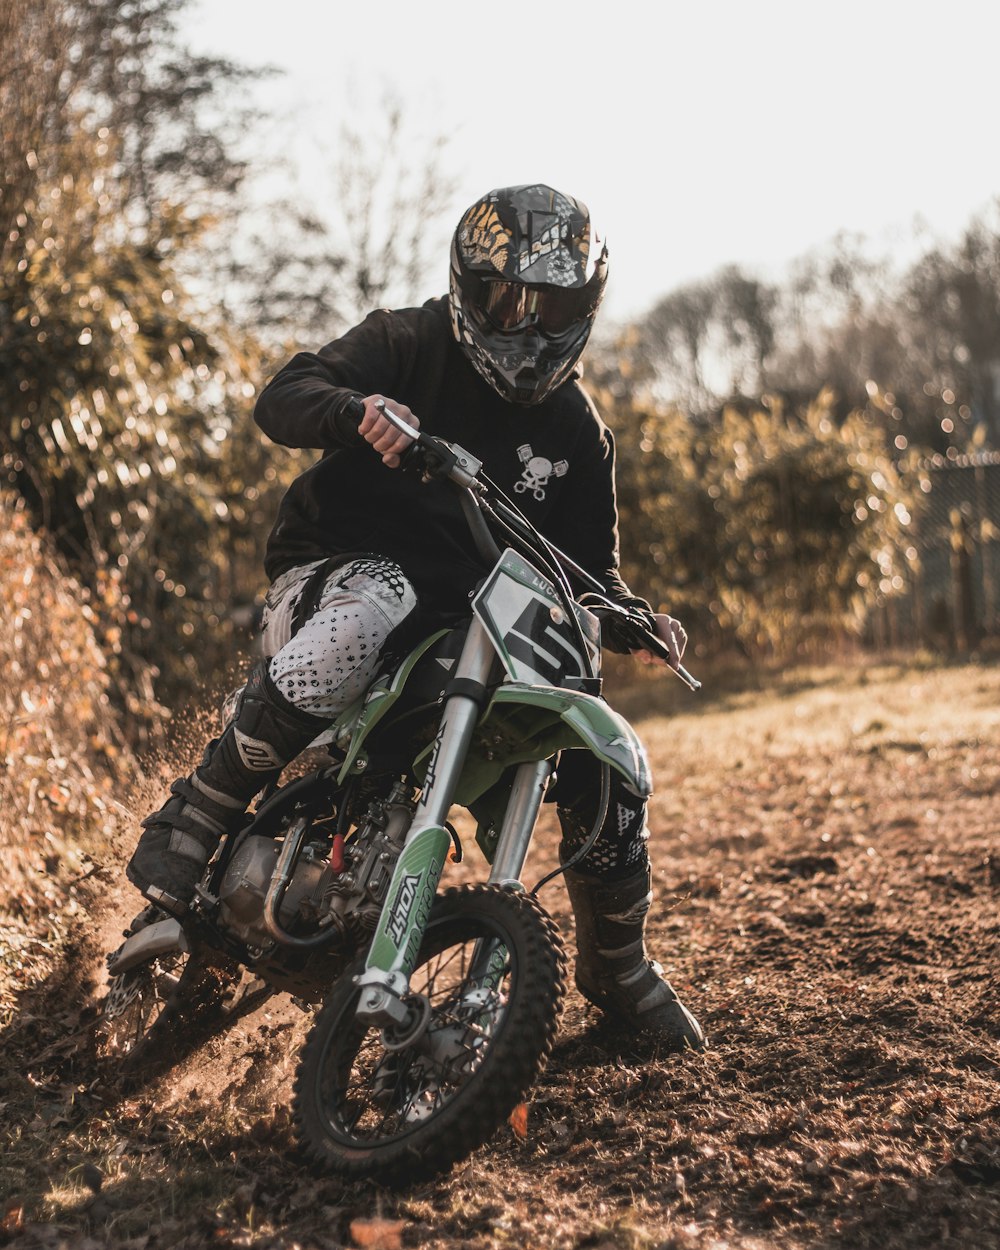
[126,659,330,916]
[564,865,706,1051]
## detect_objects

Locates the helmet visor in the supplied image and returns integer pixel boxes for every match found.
[478,278,597,336]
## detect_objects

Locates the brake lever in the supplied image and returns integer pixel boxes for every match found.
[374,400,482,488]
[585,597,702,692]
[635,630,702,692]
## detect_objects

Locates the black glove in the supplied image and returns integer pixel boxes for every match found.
[578,593,657,655]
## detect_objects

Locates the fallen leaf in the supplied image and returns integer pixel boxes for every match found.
[509,1101,529,1140]
[349,1217,406,1249]
[2,1202,24,1235]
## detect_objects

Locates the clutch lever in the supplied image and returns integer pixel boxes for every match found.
[585,596,702,692]
[373,400,483,488]
[635,630,702,692]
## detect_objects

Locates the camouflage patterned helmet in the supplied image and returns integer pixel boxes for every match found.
[449,184,609,406]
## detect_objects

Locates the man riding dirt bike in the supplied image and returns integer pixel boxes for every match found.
[124,182,705,1055]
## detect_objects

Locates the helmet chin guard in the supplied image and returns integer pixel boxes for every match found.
[449,183,608,406]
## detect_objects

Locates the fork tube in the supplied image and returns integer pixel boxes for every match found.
[465,757,552,1000]
[488,759,552,887]
[357,619,497,1017]
[410,617,496,833]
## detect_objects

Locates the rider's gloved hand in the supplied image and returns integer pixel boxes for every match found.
[632,612,687,669]
[359,395,419,468]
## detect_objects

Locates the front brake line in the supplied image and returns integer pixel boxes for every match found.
[530,761,611,895]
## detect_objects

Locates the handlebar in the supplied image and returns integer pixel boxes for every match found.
[344,395,701,692]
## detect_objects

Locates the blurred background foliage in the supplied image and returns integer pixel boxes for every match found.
[1,0,997,745]
[0,493,136,911]
[602,389,915,657]
[1,0,282,726]
[0,0,450,736]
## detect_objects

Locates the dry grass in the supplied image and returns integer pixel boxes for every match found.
[2,657,1000,1249]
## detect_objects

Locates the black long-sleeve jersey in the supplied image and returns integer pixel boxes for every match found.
[254,296,650,628]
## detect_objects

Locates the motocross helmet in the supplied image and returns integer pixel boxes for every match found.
[449,183,609,406]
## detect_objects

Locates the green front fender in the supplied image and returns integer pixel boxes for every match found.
[490,684,652,797]
[443,683,652,806]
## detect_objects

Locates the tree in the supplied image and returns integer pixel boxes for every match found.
[631,280,717,409]
[1,0,457,723]
[592,374,918,657]
[333,95,455,322]
[0,0,276,713]
[714,265,778,395]
[903,209,1000,444]
[626,265,780,411]
[216,92,456,351]
[621,214,1000,458]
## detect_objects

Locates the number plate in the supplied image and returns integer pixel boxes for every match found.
[472,549,600,686]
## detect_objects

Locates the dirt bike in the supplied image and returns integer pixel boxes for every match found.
[97,401,700,1186]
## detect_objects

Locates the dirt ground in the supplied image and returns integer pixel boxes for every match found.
[2,658,999,1250]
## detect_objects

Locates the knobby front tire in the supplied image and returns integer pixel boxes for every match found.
[292,884,567,1186]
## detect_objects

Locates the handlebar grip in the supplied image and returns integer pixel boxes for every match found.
[343,395,366,425]
[397,441,427,473]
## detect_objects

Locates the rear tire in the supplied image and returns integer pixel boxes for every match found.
[293,884,567,1186]
[96,945,259,1083]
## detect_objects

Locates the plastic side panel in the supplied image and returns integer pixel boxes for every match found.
[336,629,451,781]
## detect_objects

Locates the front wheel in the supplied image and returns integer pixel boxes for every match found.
[293,884,567,1185]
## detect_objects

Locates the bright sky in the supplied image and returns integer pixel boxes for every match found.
[188,0,1000,324]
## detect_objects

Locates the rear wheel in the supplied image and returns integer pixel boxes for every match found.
[293,884,567,1185]
[96,942,268,1083]
[98,947,192,1069]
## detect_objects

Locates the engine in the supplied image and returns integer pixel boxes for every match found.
[215,781,414,952]
[216,834,330,947]
[322,789,414,939]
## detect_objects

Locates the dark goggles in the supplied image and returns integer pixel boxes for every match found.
[476,278,595,336]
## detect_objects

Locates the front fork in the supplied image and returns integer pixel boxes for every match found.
[354,620,551,1029]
